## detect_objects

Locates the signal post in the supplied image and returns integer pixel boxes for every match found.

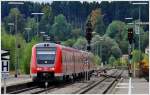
[128,28,134,77]
[85,20,93,81]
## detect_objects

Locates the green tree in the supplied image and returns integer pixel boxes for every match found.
[94,16,106,36]
[106,20,128,53]
[91,35,121,63]
[40,5,54,34]
[1,25,16,70]
[93,55,101,66]
[111,45,122,58]
[71,28,82,38]
[20,38,39,74]
[24,17,37,42]
[4,8,25,35]
[62,38,76,47]
[132,49,144,63]
[52,14,72,41]
[108,55,116,66]
[73,37,87,50]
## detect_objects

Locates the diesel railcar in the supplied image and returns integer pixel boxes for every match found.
[30,43,95,82]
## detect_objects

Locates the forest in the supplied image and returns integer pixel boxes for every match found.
[1,1,149,74]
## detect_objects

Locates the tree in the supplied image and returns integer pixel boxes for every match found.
[71,28,83,38]
[4,8,25,35]
[106,20,127,40]
[89,8,106,36]
[132,49,143,63]
[91,35,121,63]
[94,15,106,36]
[93,55,101,66]
[106,20,128,54]
[24,17,37,42]
[62,38,76,47]
[90,8,102,28]
[1,25,16,71]
[111,45,122,58]
[52,14,72,41]
[39,5,54,34]
[140,31,149,51]
[73,37,87,50]
[20,37,39,74]
[108,55,116,66]
[118,40,128,54]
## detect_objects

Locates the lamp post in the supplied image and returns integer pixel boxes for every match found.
[8,1,24,78]
[8,23,14,34]
[31,12,44,36]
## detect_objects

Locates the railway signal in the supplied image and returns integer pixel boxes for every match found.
[85,20,93,51]
[128,28,133,44]
[85,20,93,81]
[127,28,134,77]
[86,20,92,44]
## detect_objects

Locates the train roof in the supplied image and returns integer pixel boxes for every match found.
[33,42,90,54]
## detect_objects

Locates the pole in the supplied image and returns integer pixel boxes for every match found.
[28,30,29,42]
[100,45,101,59]
[4,77,6,94]
[15,13,18,78]
[87,52,89,81]
[128,43,133,77]
[45,81,48,94]
[9,26,11,34]
[138,6,141,61]
[37,15,39,36]
[97,44,98,56]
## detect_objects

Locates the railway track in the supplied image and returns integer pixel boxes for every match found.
[1,82,35,94]
[2,68,116,94]
[72,69,123,94]
[5,78,79,94]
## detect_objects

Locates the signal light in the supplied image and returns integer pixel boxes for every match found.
[128,28,133,44]
[129,54,132,59]
[85,20,93,44]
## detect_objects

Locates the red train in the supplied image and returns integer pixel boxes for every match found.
[30,43,95,82]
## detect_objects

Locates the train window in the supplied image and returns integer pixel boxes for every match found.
[36,47,56,51]
[36,47,56,64]
[62,52,64,64]
[66,52,68,64]
[37,51,55,60]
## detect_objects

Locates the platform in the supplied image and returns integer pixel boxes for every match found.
[113,77,149,94]
[1,75,32,87]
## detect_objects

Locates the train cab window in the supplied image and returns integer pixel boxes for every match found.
[36,47,56,64]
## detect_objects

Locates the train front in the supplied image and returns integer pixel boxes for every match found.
[30,43,61,82]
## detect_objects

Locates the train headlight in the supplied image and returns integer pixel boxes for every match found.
[37,67,42,71]
[50,67,55,70]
